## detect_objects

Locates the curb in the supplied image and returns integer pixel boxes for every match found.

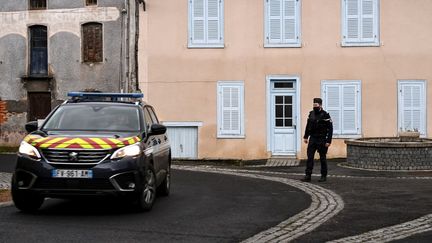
[0,201,13,208]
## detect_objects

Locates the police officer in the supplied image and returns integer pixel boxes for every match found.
[302,98,333,182]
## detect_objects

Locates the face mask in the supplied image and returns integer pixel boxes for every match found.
[313,107,320,113]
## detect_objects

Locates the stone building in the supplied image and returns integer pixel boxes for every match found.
[0,0,142,146]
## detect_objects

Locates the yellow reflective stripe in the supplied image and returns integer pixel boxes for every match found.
[76,138,93,149]
[108,138,125,147]
[89,138,113,149]
[38,137,67,149]
[128,138,135,144]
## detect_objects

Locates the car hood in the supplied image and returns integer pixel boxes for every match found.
[23,133,141,150]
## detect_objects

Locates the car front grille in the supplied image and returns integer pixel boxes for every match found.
[41,149,111,164]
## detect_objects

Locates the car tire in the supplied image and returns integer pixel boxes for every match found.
[11,175,44,213]
[157,165,170,197]
[135,166,157,212]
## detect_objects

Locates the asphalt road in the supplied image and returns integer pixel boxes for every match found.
[0,163,310,243]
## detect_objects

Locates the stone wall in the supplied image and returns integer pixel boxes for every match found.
[345,138,432,170]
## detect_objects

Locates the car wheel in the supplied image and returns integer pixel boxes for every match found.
[11,175,44,213]
[136,167,157,212]
[157,165,170,197]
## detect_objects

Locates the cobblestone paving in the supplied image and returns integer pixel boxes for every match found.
[328,214,432,243]
[173,165,345,243]
[0,172,11,189]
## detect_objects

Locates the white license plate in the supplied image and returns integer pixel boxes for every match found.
[52,170,93,178]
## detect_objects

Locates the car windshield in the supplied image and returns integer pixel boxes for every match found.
[42,104,141,132]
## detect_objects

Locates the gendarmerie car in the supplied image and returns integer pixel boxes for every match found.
[12,92,171,212]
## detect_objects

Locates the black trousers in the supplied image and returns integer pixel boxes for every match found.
[306,137,328,177]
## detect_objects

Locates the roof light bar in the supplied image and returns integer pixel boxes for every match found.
[67,92,144,99]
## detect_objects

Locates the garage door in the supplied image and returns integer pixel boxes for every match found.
[166,127,198,159]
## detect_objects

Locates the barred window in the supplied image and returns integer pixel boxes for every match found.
[86,0,97,6]
[29,0,47,10]
[82,23,103,63]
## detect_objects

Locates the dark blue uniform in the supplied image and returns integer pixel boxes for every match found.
[303,109,333,177]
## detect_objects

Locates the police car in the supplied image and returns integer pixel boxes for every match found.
[12,92,171,212]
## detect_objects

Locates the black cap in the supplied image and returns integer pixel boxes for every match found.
[313,98,322,105]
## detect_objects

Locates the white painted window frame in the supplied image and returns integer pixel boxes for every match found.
[397,80,427,137]
[341,0,380,47]
[264,0,302,48]
[321,80,362,138]
[217,81,245,138]
[188,0,225,48]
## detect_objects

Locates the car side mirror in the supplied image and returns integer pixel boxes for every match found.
[149,124,167,136]
[25,121,38,133]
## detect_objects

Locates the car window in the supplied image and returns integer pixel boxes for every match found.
[43,104,141,132]
[147,107,159,124]
[143,108,153,131]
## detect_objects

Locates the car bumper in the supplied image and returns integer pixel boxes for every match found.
[14,154,146,198]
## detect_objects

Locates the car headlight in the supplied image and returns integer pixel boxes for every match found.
[18,141,41,160]
[111,143,142,160]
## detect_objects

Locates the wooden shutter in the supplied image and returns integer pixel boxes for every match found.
[207,0,220,43]
[342,85,358,134]
[400,83,425,134]
[191,0,205,43]
[268,0,282,43]
[345,0,359,41]
[283,0,297,43]
[360,0,375,41]
[218,83,243,136]
[83,23,103,62]
[325,85,341,134]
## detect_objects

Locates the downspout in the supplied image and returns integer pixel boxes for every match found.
[119,5,126,92]
[125,0,131,93]
[135,0,140,91]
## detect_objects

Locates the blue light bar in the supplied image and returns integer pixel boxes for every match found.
[67,92,143,99]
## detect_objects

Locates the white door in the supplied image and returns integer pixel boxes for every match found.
[166,127,198,159]
[398,81,426,135]
[271,93,296,155]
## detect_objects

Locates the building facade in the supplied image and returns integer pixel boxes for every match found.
[139,0,432,160]
[0,0,141,146]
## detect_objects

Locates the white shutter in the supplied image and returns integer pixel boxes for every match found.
[218,82,244,137]
[191,0,205,43]
[360,0,375,41]
[325,85,341,134]
[283,0,297,43]
[342,85,358,134]
[345,0,359,41]
[268,0,282,43]
[400,83,425,134]
[207,0,220,42]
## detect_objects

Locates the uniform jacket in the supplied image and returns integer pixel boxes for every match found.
[303,109,333,144]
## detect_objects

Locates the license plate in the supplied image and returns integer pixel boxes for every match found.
[52,169,93,178]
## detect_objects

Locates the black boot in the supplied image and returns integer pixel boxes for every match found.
[318,176,327,182]
[301,175,311,182]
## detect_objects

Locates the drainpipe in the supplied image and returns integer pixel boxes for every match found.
[124,0,131,93]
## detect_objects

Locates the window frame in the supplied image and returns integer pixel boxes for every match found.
[188,0,225,48]
[29,0,47,10]
[217,81,245,138]
[264,0,302,48]
[321,80,362,138]
[341,0,380,47]
[81,22,104,63]
[397,80,427,137]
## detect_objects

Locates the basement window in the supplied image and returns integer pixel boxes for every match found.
[29,0,47,10]
[86,0,97,6]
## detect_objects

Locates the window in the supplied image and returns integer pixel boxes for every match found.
[82,23,103,63]
[342,0,379,46]
[146,107,159,124]
[29,0,47,10]
[398,81,426,136]
[217,81,245,138]
[265,0,301,47]
[188,0,224,48]
[86,0,97,6]
[29,25,48,76]
[322,81,361,136]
